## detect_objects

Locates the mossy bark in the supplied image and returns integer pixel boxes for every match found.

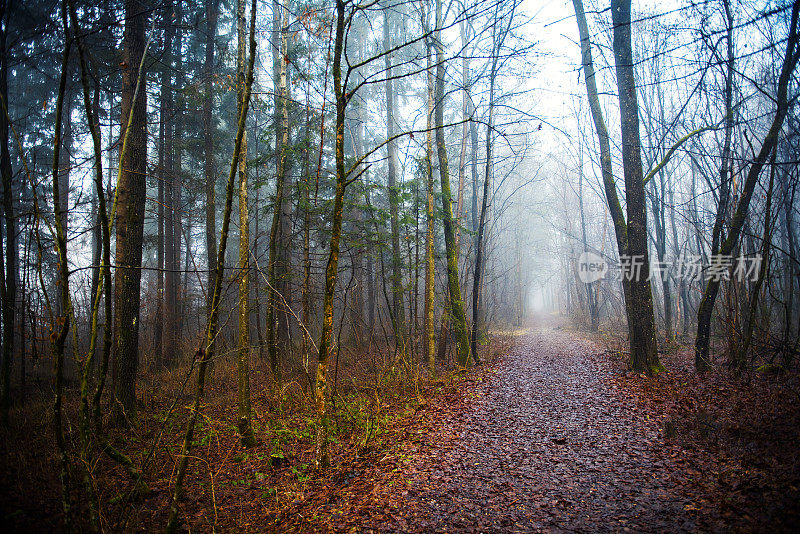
[574,0,662,373]
[315,0,346,470]
[166,0,256,528]
[424,17,436,376]
[266,0,289,382]
[434,0,470,366]
[236,0,256,449]
[573,0,633,359]
[51,5,73,526]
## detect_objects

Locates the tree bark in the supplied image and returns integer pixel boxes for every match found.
[736,147,777,369]
[157,6,174,365]
[578,148,599,330]
[55,89,72,319]
[112,0,148,424]
[424,10,435,375]
[710,0,735,265]
[69,1,142,521]
[471,5,514,365]
[572,0,636,357]
[611,0,661,373]
[383,4,407,359]
[164,4,184,366]
[695,0,800,371]
[236,0,255,448]
[316,0,346,469]
[780,162,797,354]
[0,0,16,425]
[204,0,219,323]
[267,0,289,380]
[435,0,470,366]
[166,1,257,529]
[50,4,73,525]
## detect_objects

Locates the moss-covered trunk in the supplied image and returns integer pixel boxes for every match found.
[315,0,347,470]
[166,0,257,528]
[434,0,470,366]
[236,0,255,448]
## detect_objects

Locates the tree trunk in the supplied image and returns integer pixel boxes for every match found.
[349,33,366,346]
[163,8,177,367]
[695,0,735,371]
[695,0,800,372]
[736,147,777,369]
[611,0,661,373]
[56,89,72,318]
[668,182,688,336]
[204,0,219,323]
[456,20,470,258]
[69,3,128,522]
[435,0,470,366]
[471,71,492,365]
[648,172,670,341]
[710,0,735,266]
[578,150,599,330]
[302,99,312,340]
[51,3,74,526]
[424,13,435,374]
[643,74,674,341]
[166,1,256,529]
[383,5,407,358]
[0,0,16,425]
[93,89,115,431]
[780,163,797,355]
[236,0,256,448]
[157,7,174,364]
[572,0,636,363]
[266,0,289,380]
[471,5,514,365]
[316,0,346,469]
[167,5,184,365]
[112,0,148,424]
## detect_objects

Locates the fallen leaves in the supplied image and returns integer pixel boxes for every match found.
[4,320,798,532]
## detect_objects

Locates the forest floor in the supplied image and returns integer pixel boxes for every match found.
[279,316,800,532]
[2,315,800,532]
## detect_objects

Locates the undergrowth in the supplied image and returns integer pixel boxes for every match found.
[0,336,506,532]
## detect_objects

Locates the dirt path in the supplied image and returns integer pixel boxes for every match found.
[393,321,698,532]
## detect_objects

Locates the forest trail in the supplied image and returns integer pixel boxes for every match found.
[385,318,699,532]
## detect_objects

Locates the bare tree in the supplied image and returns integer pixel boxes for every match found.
[695,0,800,372]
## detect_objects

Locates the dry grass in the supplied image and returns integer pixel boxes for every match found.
[0,334,509,532]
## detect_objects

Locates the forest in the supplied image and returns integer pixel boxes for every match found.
[0,0,799,531]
